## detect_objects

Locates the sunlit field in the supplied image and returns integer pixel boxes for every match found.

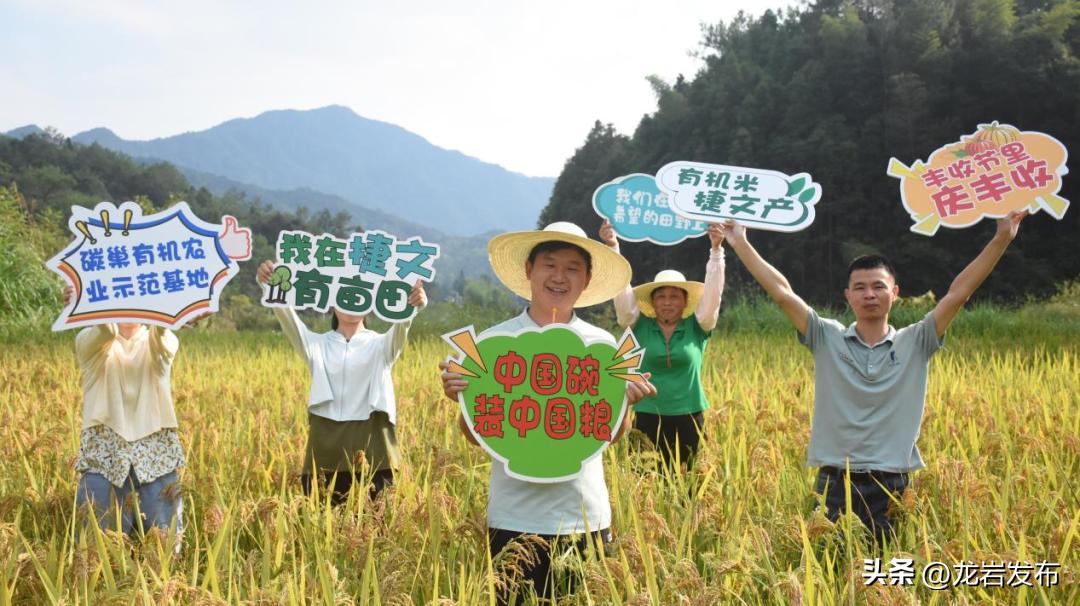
[1,301,1077,605]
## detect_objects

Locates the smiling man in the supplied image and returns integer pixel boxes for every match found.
[440,221,656,605]
[718,210,1028,543]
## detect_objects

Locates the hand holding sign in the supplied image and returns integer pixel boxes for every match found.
[408,280,428,309]
[707,222,725,249]
[598,219,619,249]
[996,208,1029,242]
[717,218,747,244]
[624,371,657,404]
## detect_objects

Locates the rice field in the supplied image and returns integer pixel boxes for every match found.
[1,303,1077,605]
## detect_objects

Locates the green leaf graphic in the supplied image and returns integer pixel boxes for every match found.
[786,177,806,197]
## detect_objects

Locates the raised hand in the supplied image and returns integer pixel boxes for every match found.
[599,220,619,250]
[718,219,747,245]
[625,372,657,406]
[409,280,428,309]
[707,223,725,249]
[256,259,274,284]
[439,360,468,402]
[995,209,1029,242]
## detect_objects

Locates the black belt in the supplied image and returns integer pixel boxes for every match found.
[819,466,906,480]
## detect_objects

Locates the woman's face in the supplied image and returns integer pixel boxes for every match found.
[651,286,687,324]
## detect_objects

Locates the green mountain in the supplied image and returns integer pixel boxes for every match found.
[180,167,496,280]
[69,106,554,236]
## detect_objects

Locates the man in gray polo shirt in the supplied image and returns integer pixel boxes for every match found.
[719,209,1028,542]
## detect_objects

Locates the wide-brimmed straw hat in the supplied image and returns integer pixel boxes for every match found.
[488,222,632,308]
[633,270,703,318]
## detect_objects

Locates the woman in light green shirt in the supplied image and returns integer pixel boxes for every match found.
[600,221,725,470]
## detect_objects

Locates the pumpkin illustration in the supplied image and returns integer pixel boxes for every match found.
[963,136,996,156]
[973,121,1021,147]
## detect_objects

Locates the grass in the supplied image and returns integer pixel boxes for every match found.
[0,301,1077,604]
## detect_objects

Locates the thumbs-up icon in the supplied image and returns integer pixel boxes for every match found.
[219,215,252,261]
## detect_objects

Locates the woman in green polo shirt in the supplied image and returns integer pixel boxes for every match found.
[600,221,725,470]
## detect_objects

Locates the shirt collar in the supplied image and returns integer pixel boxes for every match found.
[521,306,578,328]
[325,327,373,343]
[651,315,688,332]
[843,323,896,347]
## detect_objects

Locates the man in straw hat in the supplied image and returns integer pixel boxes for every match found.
[440,221,656,604]
[717,210,1028,544]
[600,220,726,471]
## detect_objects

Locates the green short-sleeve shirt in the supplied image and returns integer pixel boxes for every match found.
[631,315,712,415]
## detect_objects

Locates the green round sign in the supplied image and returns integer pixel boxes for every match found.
[444,325,644,483]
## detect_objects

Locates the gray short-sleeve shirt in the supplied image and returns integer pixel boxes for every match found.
[800,308,944,472]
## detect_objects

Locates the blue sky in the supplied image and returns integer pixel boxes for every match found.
[2,0,788,177]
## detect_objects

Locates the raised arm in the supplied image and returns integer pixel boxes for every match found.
[147,327,179,373]
[613,372,656,442]
[382,281,427,364]
[695,224,726,332]
[68,281,118,365]
[599,220,640,328]
[75,324,117,364]
[932,210,1027,337]
[257,259,314,365]
[719,220,810,335]
[613,286,639,328]
[440,360,481,447]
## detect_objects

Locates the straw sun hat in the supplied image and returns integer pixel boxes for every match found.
[488,222,632,308]
[633,270,704,319]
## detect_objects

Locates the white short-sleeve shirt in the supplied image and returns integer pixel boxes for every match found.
[481,309,613,535]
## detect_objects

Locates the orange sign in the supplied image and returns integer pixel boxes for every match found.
[888,122,1069,235]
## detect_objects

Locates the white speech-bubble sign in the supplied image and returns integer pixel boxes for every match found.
[657,161,821,232]
[48,201,252,331]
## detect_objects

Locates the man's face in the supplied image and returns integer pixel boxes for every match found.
[526,247,591,313]
[651,286,687,324]
[844,267,899,322]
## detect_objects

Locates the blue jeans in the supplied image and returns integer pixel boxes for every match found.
[76,469,183,535]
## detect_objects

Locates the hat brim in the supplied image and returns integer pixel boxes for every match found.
[632,280,704,319]
[488,230,632,308]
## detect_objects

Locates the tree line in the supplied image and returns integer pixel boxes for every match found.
[0,132,521,331]
[540,0,1079,305]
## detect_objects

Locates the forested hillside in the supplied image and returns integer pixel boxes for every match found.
[0,131,521,332]
[0,133,399,329]
[541,0,1079,304]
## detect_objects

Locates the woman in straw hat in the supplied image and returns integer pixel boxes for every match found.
[256,259,427,504]
[440,221,656,605]
[600,220,726,471]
